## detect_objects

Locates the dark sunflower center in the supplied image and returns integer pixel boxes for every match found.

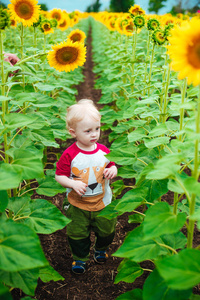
[59,20,67,27]
[16,1,33,20]
[188,37,200,69]
[52,13,61,21]
[70,33,81,42]
[56,47,78,65]
[156,32,164,41]
[43,23,50,30]
[126,24,133,32]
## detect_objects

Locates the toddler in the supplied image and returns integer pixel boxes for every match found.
[55,99,117,274]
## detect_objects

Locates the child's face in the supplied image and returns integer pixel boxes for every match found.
[70,116,101,150]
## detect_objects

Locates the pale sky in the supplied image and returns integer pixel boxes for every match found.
[2,0,199,14]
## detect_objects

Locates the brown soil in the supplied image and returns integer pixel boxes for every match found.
[12,29,200,300]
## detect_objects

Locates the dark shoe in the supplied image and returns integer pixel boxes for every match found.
[72,260,86,274]
[94,249,108,264]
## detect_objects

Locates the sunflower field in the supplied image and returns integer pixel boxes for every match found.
[1,0,200,299]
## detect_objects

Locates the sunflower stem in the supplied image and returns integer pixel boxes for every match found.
[20,23,26,113]
[130,29,137,92]
[147,43,155,96]
[179,78,187,141]
[162,63,171,123]
[187,85,200,249]
[142,30,151,96]
[0,30,9,165]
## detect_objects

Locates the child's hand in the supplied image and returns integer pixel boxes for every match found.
[103,166,117,180]
[4,53,20,66]
[71,180,88,196]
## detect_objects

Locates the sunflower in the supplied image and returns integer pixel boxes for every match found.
[40,19,54,34]
[48,8,64,23]
[129,4,145,16]
[133,15,145,29]
[167,18,200,86]
[8,0,40,27]
[0,8,10,30]
[10,18,17,27]
[47,40,86,72]
[147,18,160,31]
[152,29,167,45]
[123,20,135,36]
[67,29,86,43]
[57,15,70,31]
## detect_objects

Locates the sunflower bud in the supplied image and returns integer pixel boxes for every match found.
[147,18,160,31]
[152,29,167,45]
[164,23,174,39]
[0,9,10,30]
[40,19,53,34]
[133,15,145,29]
[51,18,58,28]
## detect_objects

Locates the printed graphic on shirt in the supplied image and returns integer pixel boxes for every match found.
[70,162,107,197]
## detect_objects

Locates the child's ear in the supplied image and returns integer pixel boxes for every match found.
[69,128,76,138]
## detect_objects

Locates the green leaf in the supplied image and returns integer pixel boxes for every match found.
[115,187,148,213]
[143,202,186,240]
[0,190,8,212]
[146,154,182,179]
[0,219,48,272]
[111,180,125,197]
[21,199,71,234]
[0,282,12,300]
[12,149,44,180]
[39,265,64,282]
[156,249,200,290]
[160,231,187,251]
[143,269,192,300]
[97,199,120,219]
[28,127,59,148]
[128,213,144,224]
[142,179,169,202]
[148,124,168,137]
[37,176,66,196]
[4,113,39,130]
[144,137,170,148]
[128,128,146,143]
[0,163,22,190]
[118,165,137,178]
[105,146,138,165]
[0,268,39,296]
[114,226,161,262]
[34,83,56,91]
[115,259,143,284]
[116,289,142,300]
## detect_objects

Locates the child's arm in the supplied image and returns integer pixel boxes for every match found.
[103,165,117,180]
[55,175,87,196]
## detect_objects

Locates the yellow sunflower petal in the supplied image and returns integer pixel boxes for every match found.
[47,40,86,73]
[8,0,40,27]
[67,29,86,43]
[168,17,200,86]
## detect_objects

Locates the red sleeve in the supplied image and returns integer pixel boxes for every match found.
[55,150,71,177]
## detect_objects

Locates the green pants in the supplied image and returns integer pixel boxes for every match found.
[65,204,116,261]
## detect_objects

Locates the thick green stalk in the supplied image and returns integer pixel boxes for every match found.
[142,31,151,96]
[0,30,9,164]
[147,43,155,96]
[162,63,171,123]
[179,78,187,141]
[187,85,200,248]
[20,24,26,113]
[130,29,137,92]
